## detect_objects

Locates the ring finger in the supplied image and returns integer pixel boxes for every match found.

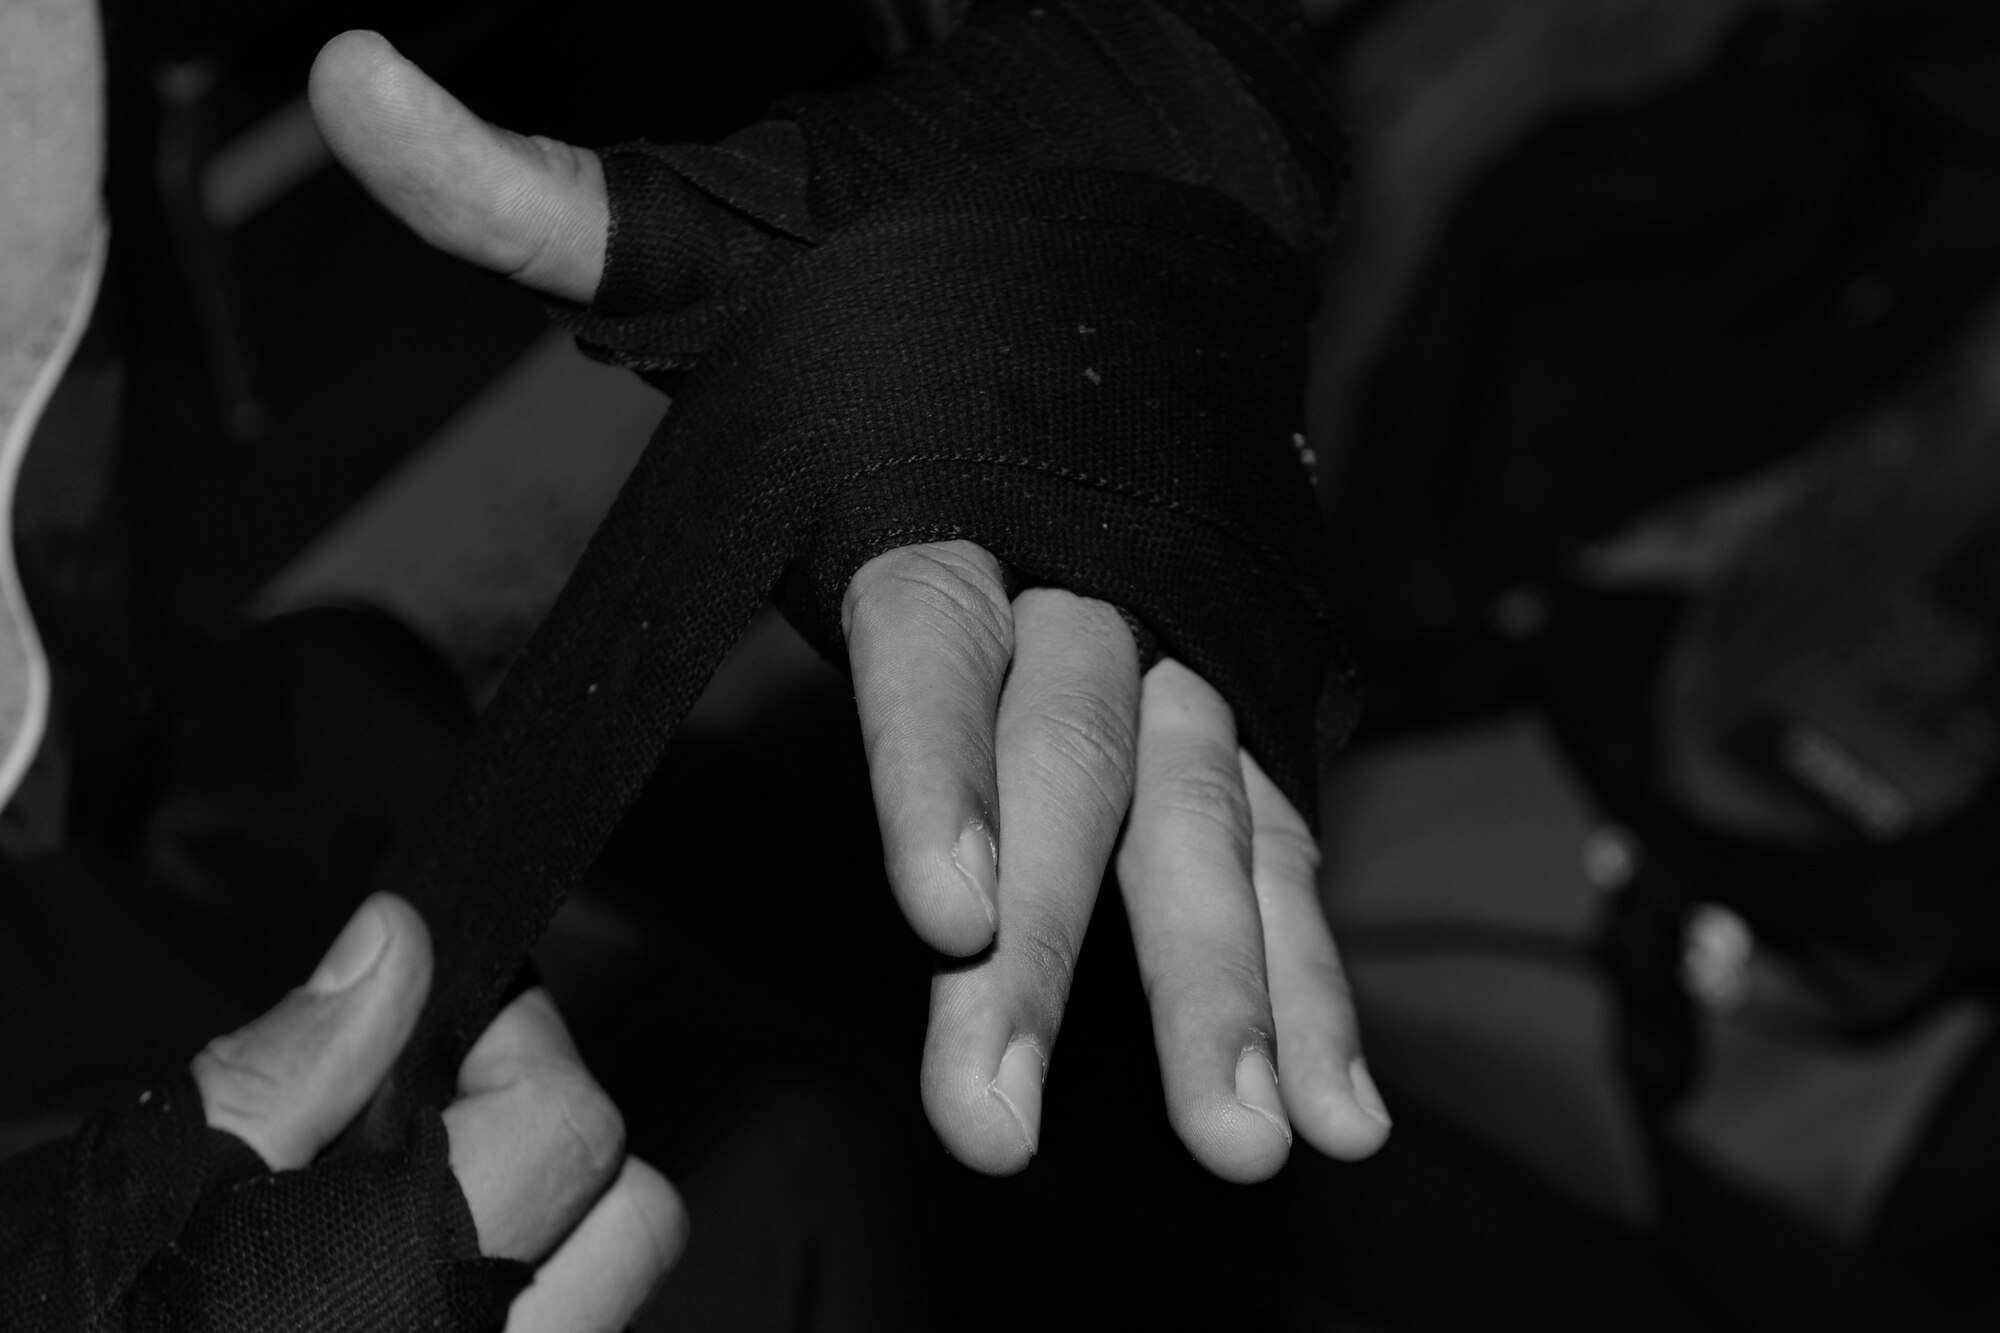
[1116,659,1291,1183]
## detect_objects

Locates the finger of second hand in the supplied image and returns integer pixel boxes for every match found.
[445,988,628,1264]
[503,1156,687,1333]
[922,588,1139,1174]
[1245,750,1392,1162]
[844,541,1014,956]
[1117,660,1292,1183]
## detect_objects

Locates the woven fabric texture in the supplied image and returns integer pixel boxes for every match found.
[0,1070,527,1331]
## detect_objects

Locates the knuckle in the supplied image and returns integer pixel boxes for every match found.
[494,138,601,270]
[524,134,596,194]
[1017,589,1138,666]
[1147,950,1270,1023]
[1117,779,1252,891]
[1254,817,1322,883]
[1014,586,1118,635]
[1209,949,1273,1006]
[518,1063,626,1177]
[1027,689,1137,814]
[909,579,1013,670]
[560,1073,627,1173]
[845,544,1012,659]
[1011,920,1082,1016]
[191,1030,287,1106]
[1150,767,1252,849]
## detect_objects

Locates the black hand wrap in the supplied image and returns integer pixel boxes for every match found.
[2,1,1355,1326]
[0,1072,528,1331]
[562,0,1358,810]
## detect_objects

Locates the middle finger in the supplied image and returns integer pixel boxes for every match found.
[921,587,1140,1174]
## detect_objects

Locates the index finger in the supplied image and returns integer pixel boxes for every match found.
[843,540,1013,956]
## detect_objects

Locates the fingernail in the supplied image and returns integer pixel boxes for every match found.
[990,1039,1044,1156]
[1235,1048,1291,1145]
[952,819,998,932]
[1348,1057,1392,1128]
[305,899,390,994]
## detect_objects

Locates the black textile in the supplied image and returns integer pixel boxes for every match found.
[0,1070,527,1331]
[2,1,1351,1326]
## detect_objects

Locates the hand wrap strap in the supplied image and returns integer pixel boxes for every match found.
[1,2,1354,1326]
[0,1072,527,1331]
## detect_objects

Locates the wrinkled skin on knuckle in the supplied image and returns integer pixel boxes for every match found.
[1147,766,1253,861]
[1015,588,1135,660]
[191,1034,290,1128]
[191,992,337,1123]
[488,136,572,275]
[906,578,1013,681]
[1254,811,1322,884]
[1009,913,1084,1030]
[843,542,1013,662]
[1116,816,1250,907]
[1020,687,1138,822]
[860,561,1012,737]
[538,1065,628,1177]
[193,1029,283,1091]
[1139,934,1271,1018]
[484,1055,626,1181]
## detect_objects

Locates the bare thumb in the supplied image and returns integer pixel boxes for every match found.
[308,30,608,303]
[191,893,433,1170]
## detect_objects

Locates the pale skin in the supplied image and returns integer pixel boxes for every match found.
[306,29,1391,1180]
[192,893,687,1332]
